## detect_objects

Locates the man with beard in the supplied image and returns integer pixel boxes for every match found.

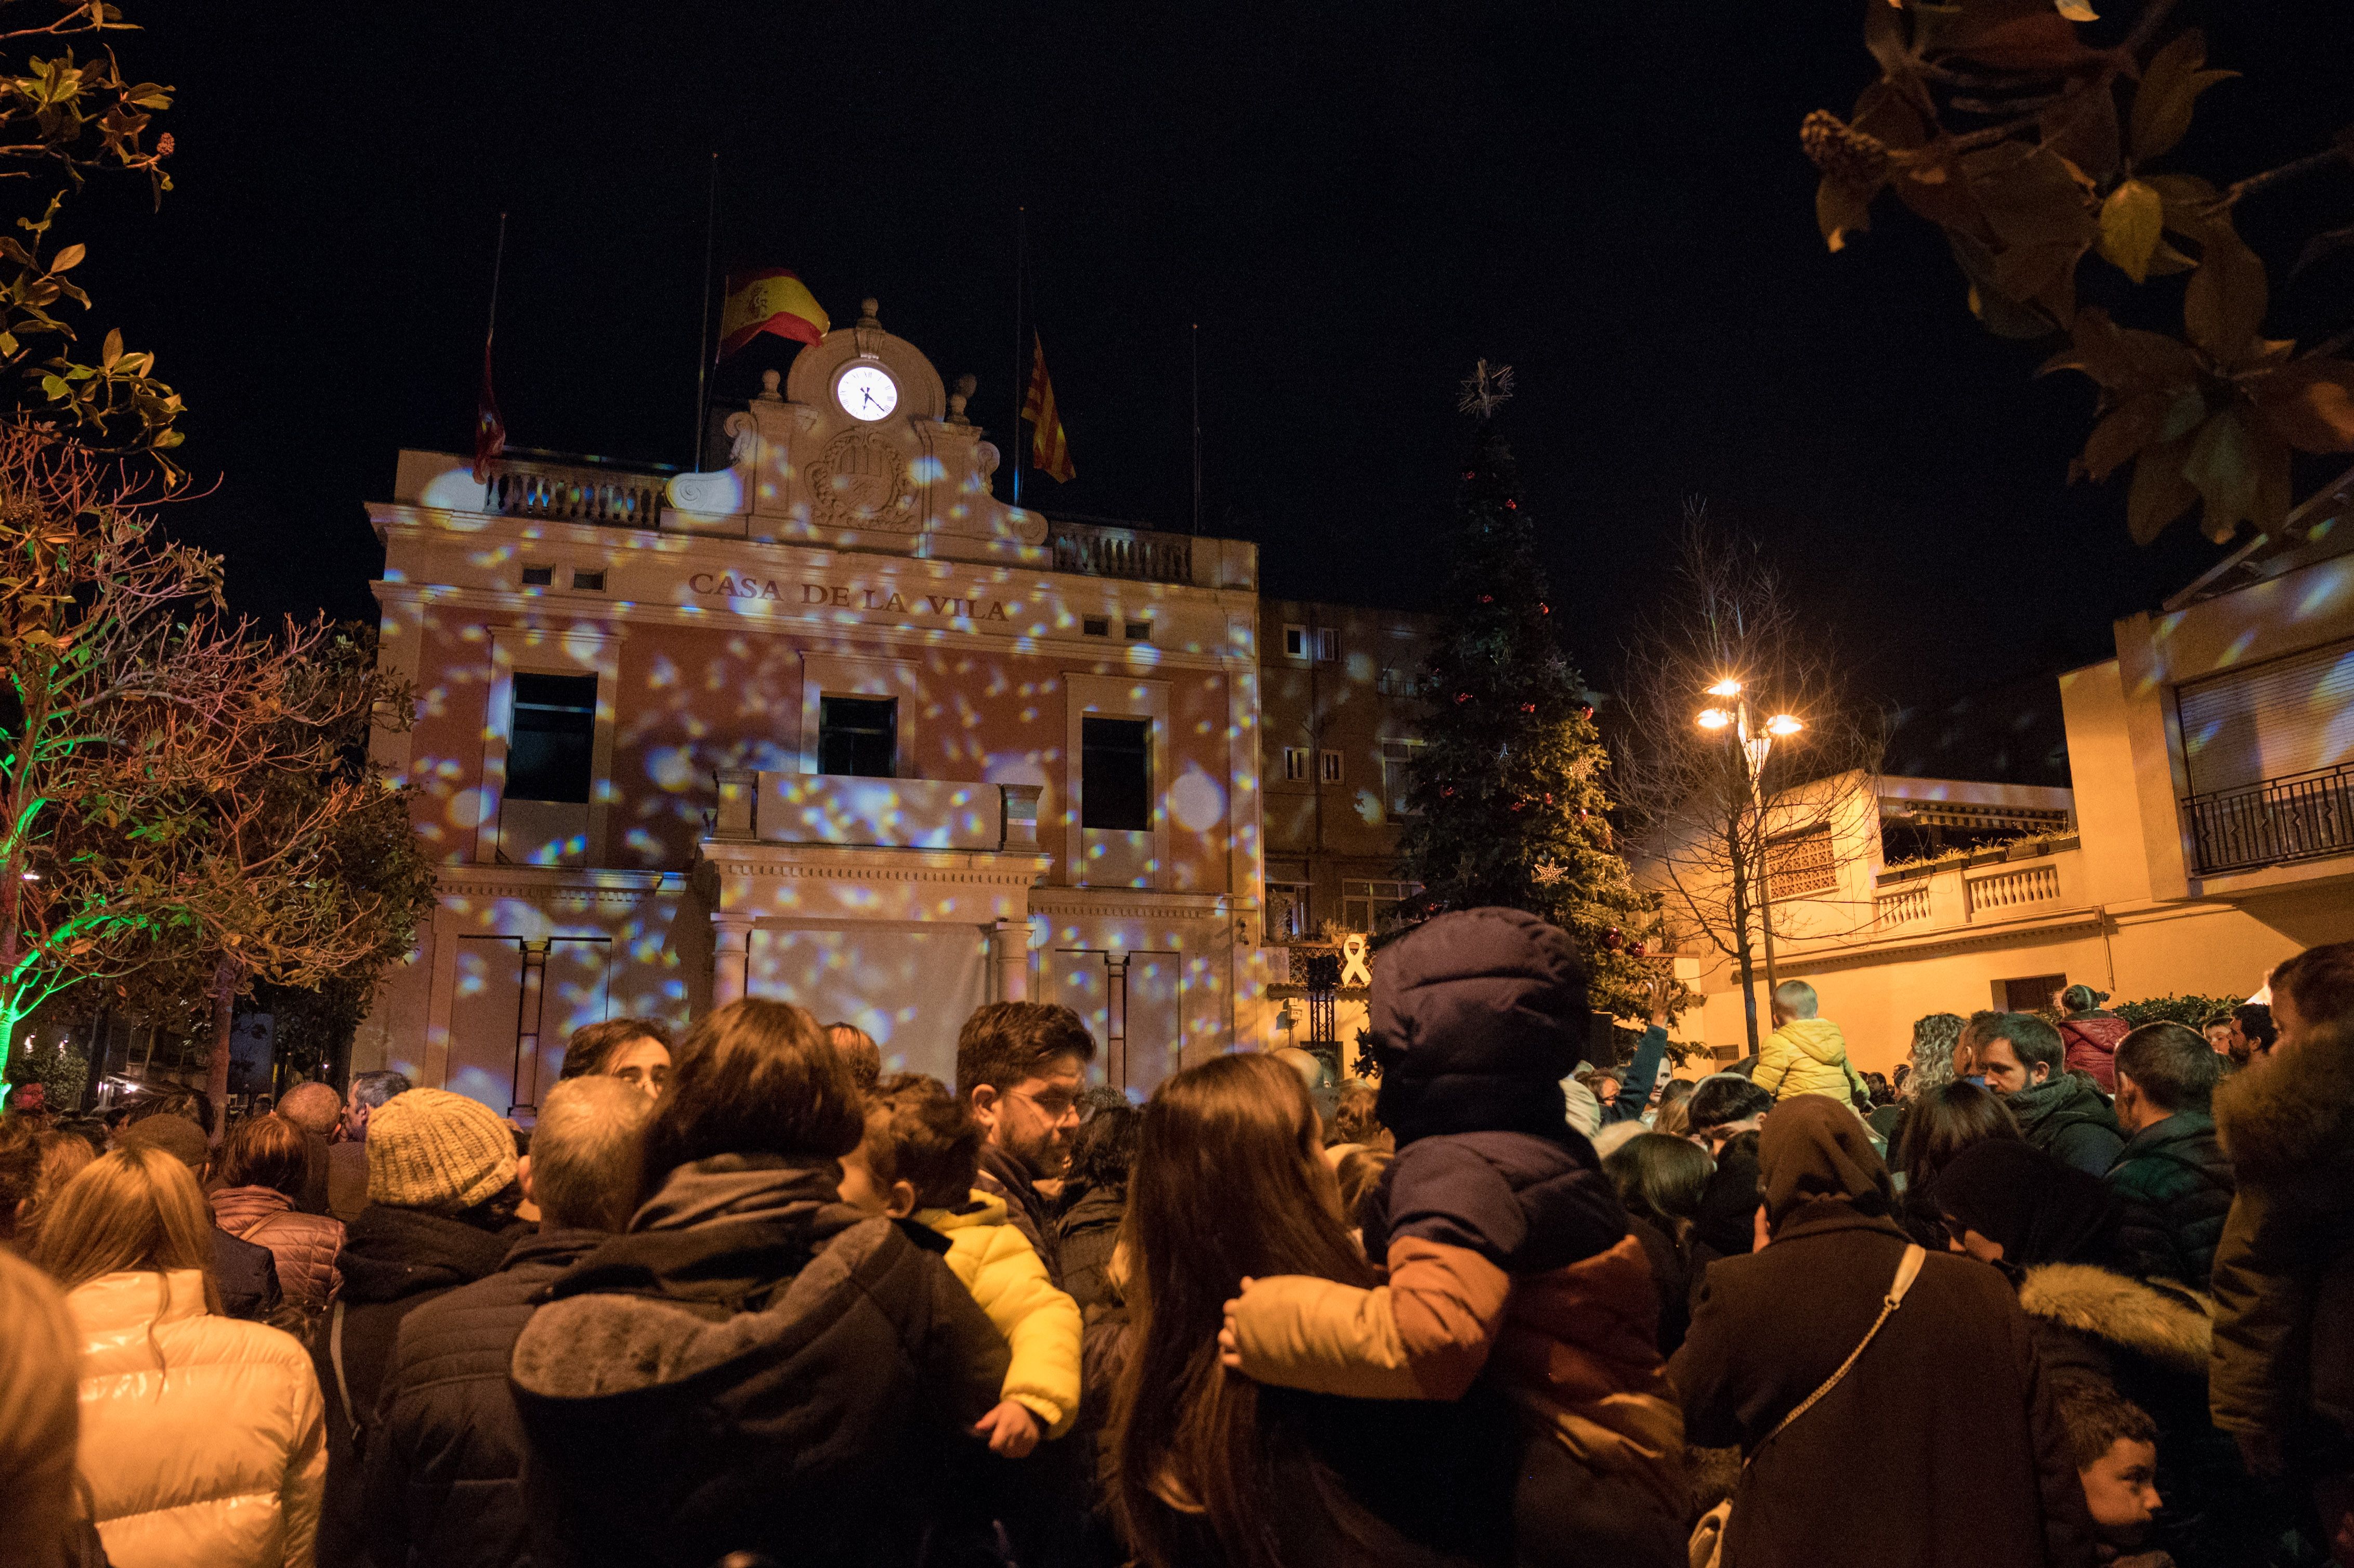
[956,1001,1097,1288]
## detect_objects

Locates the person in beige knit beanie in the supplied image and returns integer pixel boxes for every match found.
[314,1085,527,1563]
[366,1088,519,1213]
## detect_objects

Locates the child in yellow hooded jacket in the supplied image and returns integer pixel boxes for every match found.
[1754,979,1870,1104]
[838,1073,1082,1457]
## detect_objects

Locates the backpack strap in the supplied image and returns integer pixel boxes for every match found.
[1748,1243,1926,1464]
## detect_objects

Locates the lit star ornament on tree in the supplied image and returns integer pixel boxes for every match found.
[1397,362,1669,1020]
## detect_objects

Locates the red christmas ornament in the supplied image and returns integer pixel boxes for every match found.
[1520,701,1535,713]
[1505,500,1517,510]
[1479,594,1494,604]
[1538,602,1550,616]
[1578,703,1594,719]
[1455,692,1472,704]
[1442,787,1455,798]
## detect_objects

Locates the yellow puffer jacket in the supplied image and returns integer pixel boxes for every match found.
[918,1191,1084,1436]
[68,1269,326,1568]
[1754,1017,1865,1103]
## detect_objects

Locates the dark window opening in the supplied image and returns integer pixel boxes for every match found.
[572,569,606,592]
[1124,621,1152,641]
[520,566,554,586]
[1082,716,1151,831]
[1082,617,1110,637]
[506,672,598,803]
[819,696,897,777]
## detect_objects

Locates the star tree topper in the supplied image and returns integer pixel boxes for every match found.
[1457,359,1515,419]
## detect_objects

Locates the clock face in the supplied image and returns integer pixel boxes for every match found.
[836,363,899,422]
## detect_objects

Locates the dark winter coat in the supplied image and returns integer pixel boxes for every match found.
[213,1225,283,1321]
[975,1142,1063,1287]
[1686,1131,1761,1314]
[2210,1017,2354,1463]
[2015,1261,2274,1566]
[212,1184,345,1309]
[2058,1013,2129,1093]
[1054,1180,1126,1313]
[311,1202,524,1567]
[508,1154,1008,1568]
[2006,1074,2125,1178]
[2104,1111,2235,1289]
[1670,1201,2096,1568]
[1625,1214,1692,1355]
[361,1227,603,1568]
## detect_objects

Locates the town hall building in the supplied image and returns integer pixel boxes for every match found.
[355,302,1273,1114]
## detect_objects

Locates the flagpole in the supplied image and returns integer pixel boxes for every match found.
[487,211,507,348]
[1190,322,1201,536]
[1011,205,1025,507]
[692,152,718,468]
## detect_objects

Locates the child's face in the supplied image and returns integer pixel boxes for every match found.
[2080,1438,2160,1539]
[837,1138,912,1218]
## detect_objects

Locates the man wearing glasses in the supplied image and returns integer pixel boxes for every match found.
[955,1000,1098,1288]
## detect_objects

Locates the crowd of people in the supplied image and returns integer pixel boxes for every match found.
[1,919,2348,1568]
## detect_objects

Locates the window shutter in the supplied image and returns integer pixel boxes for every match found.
[2176,638,2354,795]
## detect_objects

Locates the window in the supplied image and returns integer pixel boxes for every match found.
[1082,617,1110,638]
[1319,750,1343,783]
[1381,738,1425,815]
[1082,716,1152,830]
[1342,879,1423,935]
[1283,623,1308,659]
[520,566,554,587]
[1315,627,1338,662]
[1124,620,1152,641]
[2176,636,2354,795]
[1763,824,1838,896]
[572,569,606,592]
[1378,667,1423,697]
[1266,882,1312,940]
[818,696,897,778]
[1283,746,1310,782]
[1999,974,2068,1013]
[506,673,598,803]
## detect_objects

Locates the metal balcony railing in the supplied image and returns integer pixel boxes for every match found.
[2185,763,2354,874]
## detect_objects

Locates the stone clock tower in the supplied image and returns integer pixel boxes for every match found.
[665,298,1048,558]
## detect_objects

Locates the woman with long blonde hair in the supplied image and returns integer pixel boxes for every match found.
[33,1144,325,1568]
[1111,1052,1512,1568]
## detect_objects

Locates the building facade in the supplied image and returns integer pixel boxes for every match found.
[1665,471,2354,1072]
[1258,598,1435,942]
[357,306,1272,1113]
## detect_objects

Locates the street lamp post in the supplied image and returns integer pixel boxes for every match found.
[1698,679,1802,1050]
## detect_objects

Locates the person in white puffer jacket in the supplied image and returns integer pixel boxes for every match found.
[32,1143,326,1568]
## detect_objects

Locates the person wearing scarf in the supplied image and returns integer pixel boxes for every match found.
[1672,1095,2094,1568]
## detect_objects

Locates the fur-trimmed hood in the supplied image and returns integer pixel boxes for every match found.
[2017,1261,2212,1376]
[2216,1020,2354,1190]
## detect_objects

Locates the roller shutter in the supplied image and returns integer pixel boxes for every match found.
[2176,637,2354,795]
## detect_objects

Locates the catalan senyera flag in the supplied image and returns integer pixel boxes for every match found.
[717,269,830,360]
[1022,332,1075,484]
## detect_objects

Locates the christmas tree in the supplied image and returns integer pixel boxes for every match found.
[1396,362,1663,1019]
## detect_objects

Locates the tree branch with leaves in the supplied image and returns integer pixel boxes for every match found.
[1805,1,2354,544]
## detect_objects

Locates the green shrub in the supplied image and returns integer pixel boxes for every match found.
[2114,994,2242,1029]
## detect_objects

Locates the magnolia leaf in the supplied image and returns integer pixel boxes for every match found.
[2143,237,2198,276]
[2253,360,2354,453]
[2184,223,2268,362]
[1955,12,2104,71]
[2039,88,2122,182]
[49,242,84,271]
[2130,30,2237,164]
[2097,179,2164,283]
[2125,437,2197,543]
[2055,0,2096,17]
[2081,389,2180,480]
[2182,409,2260,537]
[1817,176,1875,253]
[100,326,121,365]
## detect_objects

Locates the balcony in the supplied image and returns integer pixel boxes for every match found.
[2185,763,2354,875]
[478,452,670,528]
[709,769,1044,853]
[1852,835,2087,940]
[1047,516,1194,585]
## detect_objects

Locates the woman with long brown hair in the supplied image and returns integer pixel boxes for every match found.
[211,1113,345,1311]
[1112,1051,1510,1568]
[33,1144,325,1568]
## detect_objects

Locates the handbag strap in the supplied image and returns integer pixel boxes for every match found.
[1746,1242,1926,1465]
[328,1299,362,1443]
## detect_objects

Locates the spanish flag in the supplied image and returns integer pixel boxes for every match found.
[717,269,829,360]
[1022,333,1075,484]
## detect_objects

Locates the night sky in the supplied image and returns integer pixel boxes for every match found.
[69,2,2354,721]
